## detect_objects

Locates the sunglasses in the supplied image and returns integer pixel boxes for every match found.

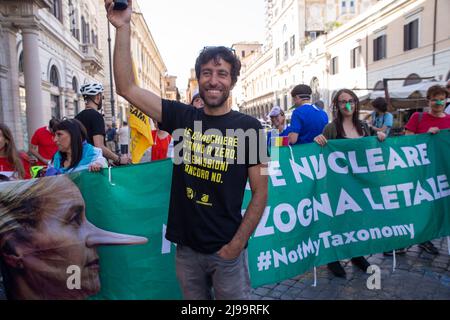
[338,99,356,107]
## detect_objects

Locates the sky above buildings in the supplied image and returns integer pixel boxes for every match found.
[138,0,266,92]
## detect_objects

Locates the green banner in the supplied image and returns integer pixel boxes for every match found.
[72,159,181,300]
[247,130,450,287]
[1,131,449,299]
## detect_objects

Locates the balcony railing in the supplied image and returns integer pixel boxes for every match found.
[80,44,103,75]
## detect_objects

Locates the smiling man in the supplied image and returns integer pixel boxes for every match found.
[105,0,268,300]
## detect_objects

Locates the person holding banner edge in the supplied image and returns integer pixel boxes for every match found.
[106,0,268,300]
[404,84,450,255]
[314,88,387,278]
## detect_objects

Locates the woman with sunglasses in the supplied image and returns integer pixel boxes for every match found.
[314,89,386,278]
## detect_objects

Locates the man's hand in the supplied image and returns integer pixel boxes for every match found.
[119,154,131,165]
[288,132,298,145]
[427,127,440,135]
[314,134,328,146]
[89,163,103,172]
[376,131,387,142]
[105,0,132,29]
[112,154,131,166]
[217,242,242,261]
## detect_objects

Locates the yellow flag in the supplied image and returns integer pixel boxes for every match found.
[129,60,153,164]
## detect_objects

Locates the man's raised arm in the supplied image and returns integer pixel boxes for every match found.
[105,0,162,122]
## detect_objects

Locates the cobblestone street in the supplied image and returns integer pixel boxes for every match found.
[251,238,450,300]
[1,238,449,300]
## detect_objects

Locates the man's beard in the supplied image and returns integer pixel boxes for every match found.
[200,90,229,109]
[97,99,103,111]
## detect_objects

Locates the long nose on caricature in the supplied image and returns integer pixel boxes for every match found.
[85,221,148,247]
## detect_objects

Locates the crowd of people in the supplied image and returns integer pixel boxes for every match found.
[265,82,449,277]
[267,80,450,152]
[0,77,186,181]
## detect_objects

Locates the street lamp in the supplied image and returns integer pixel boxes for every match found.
[107,21,116,124]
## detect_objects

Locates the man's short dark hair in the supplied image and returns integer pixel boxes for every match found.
[195,47,241,85]
[291,84,312,99]
[371,97,388,112]
[49,117,60,132]
[123,121,128,126]
[427,85,448,99]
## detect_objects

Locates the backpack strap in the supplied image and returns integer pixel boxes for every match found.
[416,112,423,133]
[361,121,371,137]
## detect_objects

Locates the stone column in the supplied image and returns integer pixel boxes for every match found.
[2,28,24,148]
[22,27,45,137]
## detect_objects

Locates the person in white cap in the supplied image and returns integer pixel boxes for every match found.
[267,106,288,149]
[190,90,204,109]
[76,82,130,165]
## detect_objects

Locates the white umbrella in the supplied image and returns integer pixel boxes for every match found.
[359,80,447,100]
[386,80,447,99]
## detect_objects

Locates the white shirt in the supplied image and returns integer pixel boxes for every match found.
[117,126,129,145]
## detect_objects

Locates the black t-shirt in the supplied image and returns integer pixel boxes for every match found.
[159,99,265,254]
[75,109,105,145]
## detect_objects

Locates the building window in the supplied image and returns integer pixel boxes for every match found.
[341,1,347,14]
[50,66,59,87]
[81,16,88,44]
[50,65,60,119]
[18,51,24,73]
[290,35,295,55]
[241,50,246,58]
[404,19,419,51]
[91,30,95,46]
[350,46,361,68]
[50,0,63,22]
[283,42,288,61]
[330,56,339,75]
[275,48,280,66]
[310,77,320,102]
[69,0,79,40]
[51,95,61,119]
[72,77,79,115]
[19,87,29,146]
[86,23,91,43]
[350,1,355,13]
[373,35,387,61]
